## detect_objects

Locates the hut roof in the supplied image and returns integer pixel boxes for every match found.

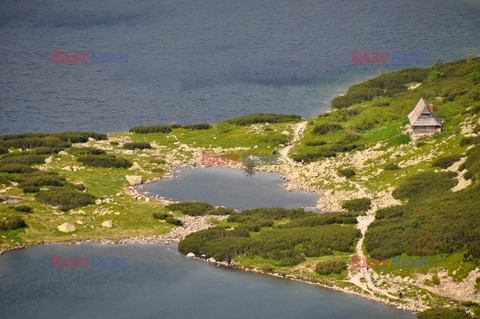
[408,98,443,127]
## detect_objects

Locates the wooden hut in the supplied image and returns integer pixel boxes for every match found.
[408,98,443,135]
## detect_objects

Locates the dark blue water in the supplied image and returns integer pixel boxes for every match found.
[141,167,320,210]
[0,244,416,319]
[1,0,480,134]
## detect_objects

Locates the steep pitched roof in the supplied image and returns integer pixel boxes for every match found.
[408,98,443,127]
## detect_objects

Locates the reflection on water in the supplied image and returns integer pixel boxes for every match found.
[141,167,320,211]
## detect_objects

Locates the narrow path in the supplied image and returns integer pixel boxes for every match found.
[350,214,397,299]
[278,121,399,299]
[280,121,307,165]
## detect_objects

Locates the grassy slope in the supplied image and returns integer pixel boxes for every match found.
[0,122,295,249]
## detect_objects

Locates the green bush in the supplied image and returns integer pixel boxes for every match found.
[331,140,358,152]
[392,172,458,201]
[210,207,236,215]
[129,125,172,134]
[431,274,440,285]
[19,171,66,187]
[0,216,27,231]
[183,123,212,130]
[279,212,357,228]
[14,205,32,213]
[327,107,360,121]
[417,308,471,319]
[77,154,132,168]
[331,88,384,109]
[337,168,356,178]
[226,113,301,126]
[259,134,288,145]
[228,208,314,222]
[428,63,446,82]
[123,142,151,150]
[166,201,214,216]
[153,212,170,220]
[67,147,106,156]
[0,135,70,149]
[305,140,326,146]
[366,184,480,258]
[376,206,404,219]
[0,164,36,173]
[463,145,480,181]
[331,68,428,108]
[471,70,480,83]
[0,153,48,166]
[179,207,360,264]
[54,132,107,143]
[291,147,337,163]
[432,155,462,169]
[215,121,234,134]
[388,134,411,146]
[315,260,347,275]
[22,186,40,193]
[384,163,400,171]
[460,136,480,146]
[30,147,64,155]
[341,198,371,212]
[313,123,342,135]
[0,146,8,154]
[0,175,10,185]
[165,216,183,226]
[0,132,105,149]
[36,188,95,211]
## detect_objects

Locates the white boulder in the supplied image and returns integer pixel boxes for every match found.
[129,162,143,171]
[57,222,76,233]
[125,175,142,186]
[101,220,113,228]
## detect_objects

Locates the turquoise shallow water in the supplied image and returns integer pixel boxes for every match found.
[0,244,416,319]
[1,0,480,134]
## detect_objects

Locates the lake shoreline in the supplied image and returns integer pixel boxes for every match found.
[0,162,417,313]
[0,238,416,315]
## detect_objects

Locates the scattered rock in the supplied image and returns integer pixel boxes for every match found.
[101,220,113,228]
[45,156,53,164]
[57,222,76,233]
[58,151,69,155]
[208,257,217,263]
[129,162,143,171]
[126,175,142,186]
[76,220,84,225]
[186,253,195,258]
